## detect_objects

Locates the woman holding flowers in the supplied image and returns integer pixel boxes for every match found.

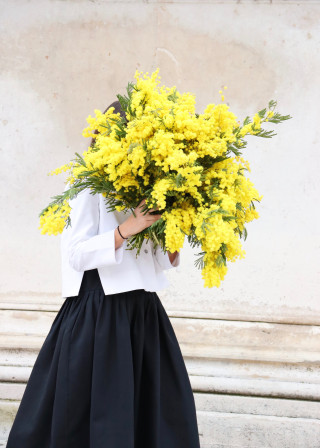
[6,100,202,448]
[7,67,290,447]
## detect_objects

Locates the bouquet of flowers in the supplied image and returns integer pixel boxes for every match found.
[39,68,291,288]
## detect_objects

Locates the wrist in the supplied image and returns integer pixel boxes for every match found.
[118,223,132,239]
[114,227,124,250]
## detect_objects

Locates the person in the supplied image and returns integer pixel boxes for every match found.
[6,101,201,448]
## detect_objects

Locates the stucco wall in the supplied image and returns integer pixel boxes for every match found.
[1,0,319,323]
[1,1,320,446]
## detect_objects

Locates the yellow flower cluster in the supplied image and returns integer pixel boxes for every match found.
[265,110,274,122]
[49,161,74,176]
[39,67,284,288]
[162,202,196,250]
[38,200,71,236]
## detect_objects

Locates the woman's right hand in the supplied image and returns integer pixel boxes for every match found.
[119,198,163,239]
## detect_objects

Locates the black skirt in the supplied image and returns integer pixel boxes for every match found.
[6,268,201,448]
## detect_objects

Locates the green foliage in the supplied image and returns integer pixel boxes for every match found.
[194,251,205,270]
[167,88,179,103]
[215,243,227,267]
[116,81,137,118]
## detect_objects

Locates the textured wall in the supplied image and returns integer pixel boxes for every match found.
[1,2,320,446]
[0,0,319,325]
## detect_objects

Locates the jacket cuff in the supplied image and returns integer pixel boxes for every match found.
[68,229,124,272]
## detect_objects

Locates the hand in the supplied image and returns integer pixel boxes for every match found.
[168,250,179,265]
[118,198,163,239]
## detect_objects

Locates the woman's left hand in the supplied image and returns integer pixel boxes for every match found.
[168,250,179,265]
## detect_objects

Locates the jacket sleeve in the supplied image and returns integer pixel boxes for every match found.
[153,245,181,270]
[63,185,124,272]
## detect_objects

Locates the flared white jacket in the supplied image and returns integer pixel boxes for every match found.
[60,184,181,298]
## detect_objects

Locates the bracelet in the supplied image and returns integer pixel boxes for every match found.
[117,225,128,240]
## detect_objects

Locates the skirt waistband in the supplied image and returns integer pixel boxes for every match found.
[78,268,146,297]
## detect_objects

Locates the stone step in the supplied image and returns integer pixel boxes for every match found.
[2,292,320,326]
[1,298,320,447]
[1,308,320,363]
[1,356,320,401]
[1,394,320,448]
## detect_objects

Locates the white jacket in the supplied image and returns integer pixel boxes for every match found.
[60,184,180,298]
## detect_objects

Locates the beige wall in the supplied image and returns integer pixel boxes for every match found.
[0,0,319,312]
[1,2,320,446]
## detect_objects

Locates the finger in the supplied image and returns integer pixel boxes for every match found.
[148,206,160,213]
[138,202,149,213]
[138,198,146,206]
[140,207,150,216]
[147,214,163,221]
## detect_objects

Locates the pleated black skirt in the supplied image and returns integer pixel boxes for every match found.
[6,268,201,448]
